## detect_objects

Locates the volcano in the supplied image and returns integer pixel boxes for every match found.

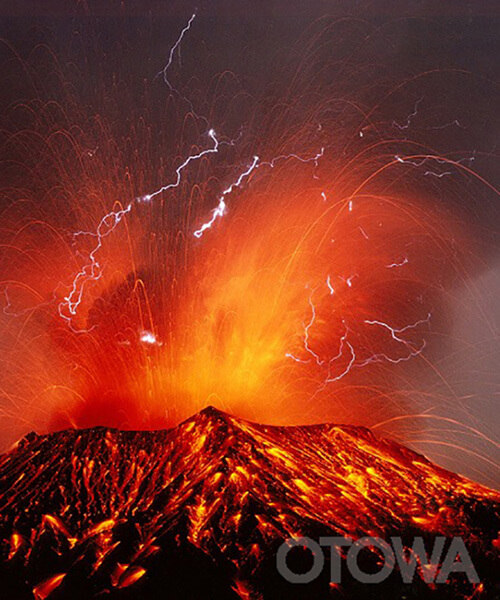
[0,407,498,600]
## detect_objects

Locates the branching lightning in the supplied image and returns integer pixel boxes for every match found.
[392,97,424,130]
[8,10,446,431]
[59,204,132,326]
[287,282,431,383]
[360,313,432,365]
[55,13,331,327]
[387,257,409,269]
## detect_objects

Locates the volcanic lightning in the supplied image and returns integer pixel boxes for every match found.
[0,5,499,599]
[0,4,497,491]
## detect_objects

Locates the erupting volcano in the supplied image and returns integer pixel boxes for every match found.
[1,407,499,599]
[0,2,499,599]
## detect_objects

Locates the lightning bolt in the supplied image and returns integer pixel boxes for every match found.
[394,153,475,178]
[193,155,260,238]
[194,147,325,238]
[326,275,335,295]
[158,12,197,90]
[137,128,220,204]
[59,126,224,327]
[386,257,409,269]
[287,281,431,383]
[59,204,132,326]
[392,96,424,130]
[360,313,431,365]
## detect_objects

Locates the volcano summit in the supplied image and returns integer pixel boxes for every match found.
[0,407,498,599]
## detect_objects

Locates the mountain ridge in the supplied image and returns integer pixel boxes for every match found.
[0,406,498,599]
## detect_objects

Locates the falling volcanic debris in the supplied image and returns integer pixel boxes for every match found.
[0,3,500,600]
[0,407,499,599]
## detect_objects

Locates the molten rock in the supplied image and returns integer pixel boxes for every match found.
[0,407,498,599]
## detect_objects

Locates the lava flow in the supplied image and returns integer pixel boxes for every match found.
[0,5,499,600]
[0,407,498,599]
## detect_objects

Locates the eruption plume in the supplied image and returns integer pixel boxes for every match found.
[0,4,499,599]
[0,2,498,486]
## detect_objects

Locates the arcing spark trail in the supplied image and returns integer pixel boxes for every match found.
[59,127,324,326]
[52,2,444,426]
[0,6,482,441]
[58,14,326,327]
[59,127,221,325]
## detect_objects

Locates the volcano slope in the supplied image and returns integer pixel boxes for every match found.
[0,406,498,599]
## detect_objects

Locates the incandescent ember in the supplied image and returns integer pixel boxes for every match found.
[0,407,499,599]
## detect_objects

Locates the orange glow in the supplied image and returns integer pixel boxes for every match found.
[45,168,463,431]
[2,408,497,597]
[0,14,487,448]
[8,532,22,560]
[112,564,147,589]
[33,574,66,600]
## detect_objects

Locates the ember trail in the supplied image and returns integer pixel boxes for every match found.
[0,5,497,473]
[0,4,499,600]
[0,12,466,434]
[0,4,497,479]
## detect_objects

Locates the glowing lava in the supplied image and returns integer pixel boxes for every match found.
[0,408,498,598]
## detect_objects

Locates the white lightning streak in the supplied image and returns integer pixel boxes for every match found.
[193,147,325,238]
[364,313,431,337]
[393,96,424,130]
[57,12,327,326]
[159,13,197,89]
[262,147,324,169]
[326,275,335,295]
[61,137,325,324]
[303,294,323,365]
[59,204,132,324]
[59,128,221,326]
[360,313,431,365]
[193,155,259,238]
[325,338,356,383]
[287,300,431,384]
[138,128,220,203]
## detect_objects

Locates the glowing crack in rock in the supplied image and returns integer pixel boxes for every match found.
[0,408,498,597]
